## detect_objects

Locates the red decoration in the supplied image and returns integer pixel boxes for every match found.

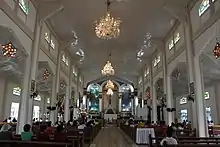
[146,91,150,98]
[213,42,220,59]
[2,42,17,58]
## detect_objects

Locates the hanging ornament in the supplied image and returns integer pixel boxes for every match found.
[1,42,17,58]
[43,69,50,80]
[213,42,220,59]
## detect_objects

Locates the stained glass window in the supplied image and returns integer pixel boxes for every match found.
[19,0,29,14]
[198,0,210,16]
[45,32,50,43]
[174,32,180,44]
[168,40,174,50]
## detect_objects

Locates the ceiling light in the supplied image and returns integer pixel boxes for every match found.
[137,50,144,57]
[105,80,114,89]
[101,61,115,76]
[95,13,121,40]
[1,42,17,58]
[107,88,114,96]
[213,42,220,59]
[43,69,50,80]
[94,0,121,40]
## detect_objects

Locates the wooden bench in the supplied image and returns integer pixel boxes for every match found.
[149,134,220,147]
[0,140,73,147]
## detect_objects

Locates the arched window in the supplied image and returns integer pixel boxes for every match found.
[18,0,29,14]
[62,54,69,66]
[198,0,211,16]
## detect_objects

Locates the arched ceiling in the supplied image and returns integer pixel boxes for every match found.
[34,0,191,83]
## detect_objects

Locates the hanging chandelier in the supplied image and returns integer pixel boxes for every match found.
[105,80,114,89]
[213,42,220,59]
[43,69,50,80]
[107,88,114,96]
[1,42,17,58]
[94,0,121,40]
[101,61,115,76]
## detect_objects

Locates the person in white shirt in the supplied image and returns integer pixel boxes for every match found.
[160,127,178,146]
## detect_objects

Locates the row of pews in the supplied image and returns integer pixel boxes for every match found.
[120,123,220,147]
[149,134,220,147]
[0,123,102,147]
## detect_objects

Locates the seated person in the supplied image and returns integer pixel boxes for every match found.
[54,125,66,142]
[78,122,86,129]
[160,127,178,146]
[45,121,54,136]
[0,124,13,140]
[21,124,33,140]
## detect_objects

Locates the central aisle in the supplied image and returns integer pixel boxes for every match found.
[90,127,137,147]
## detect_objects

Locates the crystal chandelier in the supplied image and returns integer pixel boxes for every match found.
[107,88,114,96]
[105,80,114,89]
[94,0,121,40]
[101,61,115,76]
[43,69,50,80]
[1,42,17,58]
[213,42,220,59]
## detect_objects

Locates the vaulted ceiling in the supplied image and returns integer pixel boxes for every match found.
[33,0,192,85]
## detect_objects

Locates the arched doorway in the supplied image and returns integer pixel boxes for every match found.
[102,80,119,113]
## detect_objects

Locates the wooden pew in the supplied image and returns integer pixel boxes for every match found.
[149,134,220,147]
[0,140,73,147]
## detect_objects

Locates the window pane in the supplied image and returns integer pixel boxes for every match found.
[45,32,50,43]
[180,109,188,122]
[62,55,66,63]
[174,32,180,44]
[13,87,21,96]
[168,40,174,50]
[204,91,210,99]
[50,39,55,49]
[34,95,41,101]
[19,0,28,14]
[180,97,187,104]
[33,106,40,120]
[10,102,19,120]
[153,59,157,67]
[47,98,50,104]
[198,0,210,16]
[157,55,160,63]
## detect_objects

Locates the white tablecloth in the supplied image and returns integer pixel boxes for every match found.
[136,128,155,144]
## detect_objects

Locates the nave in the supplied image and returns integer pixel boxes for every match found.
[90,127,136,147]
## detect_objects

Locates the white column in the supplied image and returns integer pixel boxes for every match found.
[184,13,198,129]
[194,56,207,137]
[40,96,46,121]
[131,99,134,115]
[64,87,69,122]
[17,57,31,134]
[152,86,157,123]
[118,98,121,112]
[51,51,61,123]
[27,22,43,125]
[99,98,102,112]
[166,76,173,125]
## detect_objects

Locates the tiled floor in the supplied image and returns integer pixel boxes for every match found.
[90,127,147,147]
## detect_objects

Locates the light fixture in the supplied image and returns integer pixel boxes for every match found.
[101,61,115,76]
[43,69,50,80]
[94,0,121,40]
[1,42,17,58]
[105,80,114,89]
[107,88,114,96]
[213,42,220,59]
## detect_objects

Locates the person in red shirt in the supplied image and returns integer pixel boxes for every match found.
[45,121,54,136]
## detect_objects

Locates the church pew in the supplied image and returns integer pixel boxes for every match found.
[149,134,220,147]
[0,140,73,147]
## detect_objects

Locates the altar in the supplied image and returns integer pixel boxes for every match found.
[104,105,117,121]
